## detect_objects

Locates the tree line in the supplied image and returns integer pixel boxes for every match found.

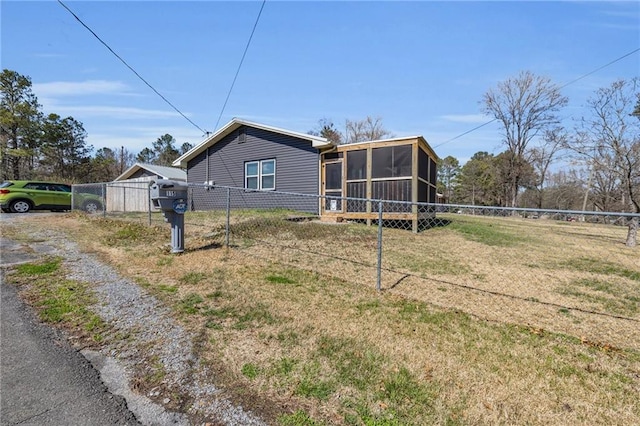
[435,74,638,215]
[0,69,192,183]
[3,68,637,245]
[310,73,638,246]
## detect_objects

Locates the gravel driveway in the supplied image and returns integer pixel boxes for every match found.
[1,213,266,425]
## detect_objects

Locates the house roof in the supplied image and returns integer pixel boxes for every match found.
[172,118,332,168]
[115,163,187,181]
[334,135,439,160]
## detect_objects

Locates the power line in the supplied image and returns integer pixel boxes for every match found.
[57,0,208,135]
[432,119,496,149]
[558,48,639,90]
[205,0,267,194]
[214,0,267,130]
[433,47,640,149]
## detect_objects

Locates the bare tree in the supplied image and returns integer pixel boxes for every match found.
[528,127,567,208]
[482,71,568,207]
[344,116,393,144]
[569,78,639,247]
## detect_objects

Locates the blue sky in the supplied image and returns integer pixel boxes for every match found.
[2,1,639,164]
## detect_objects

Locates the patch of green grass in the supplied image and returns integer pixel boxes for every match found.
[157,284,178,294]
[179,271,207,285]
[557,286,638,316]
[278,410,323,426]
[561,257,640,282]
[204,320,223,330]
[147,355,167,385]
[12,259,105,342]
[100,220,165,247]
[16,258,61,275]
[303,333,449,425]
[355,299,381,313]
[134,277,151,288]
[233,304,277,330]
[373,367,438,424]
[156,256,174,267]
[575,278,622,296]
[177,293,204,315]
[241,363,260,379]
[266,274,297,285]
[555,274,640,316]
[397,301,469,326]
[315,335,385,391]
[205,290,224,299]
[277,330,301,347]
[445,218,528,247]
[296,374,336,400]
[272,357,297,376]
[203,305,236,318]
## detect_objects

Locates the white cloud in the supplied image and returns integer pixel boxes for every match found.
[439,114,492,124]
[33,80,132,97]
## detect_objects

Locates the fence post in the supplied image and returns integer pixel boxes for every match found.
[101,184,106,217]
[147,184,152,226]
[225,187,231,247]
[377,200,383,292]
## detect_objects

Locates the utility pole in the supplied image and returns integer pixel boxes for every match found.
[120,146,124,174]
[581,159,593,221]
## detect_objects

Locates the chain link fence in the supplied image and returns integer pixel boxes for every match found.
[73,181,640,345]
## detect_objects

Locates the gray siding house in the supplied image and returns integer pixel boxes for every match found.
[172,119,332,212]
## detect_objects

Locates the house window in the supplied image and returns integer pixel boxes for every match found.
[245,159,275,190]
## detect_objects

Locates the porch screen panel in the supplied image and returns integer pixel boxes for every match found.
[347,150,367,180]
[325,162,342,190]
[372,145,412,179]
[418,181,428,203]
[325,162,342,211]
[429,157,437,184]
[418,149,429,181]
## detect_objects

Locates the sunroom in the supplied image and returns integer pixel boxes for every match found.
[320,136,438,232]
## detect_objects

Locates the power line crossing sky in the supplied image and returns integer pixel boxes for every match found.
[2,1,638,164]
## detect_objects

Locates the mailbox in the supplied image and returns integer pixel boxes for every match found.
[150,179,188,253]
[150,179,188,212]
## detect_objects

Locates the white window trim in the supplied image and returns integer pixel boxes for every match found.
[245,159,276,190]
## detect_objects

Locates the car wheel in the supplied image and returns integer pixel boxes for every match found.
[9,200,32,213]
[82,200,102,214]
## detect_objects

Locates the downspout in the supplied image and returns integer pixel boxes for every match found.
[205,147,210,184]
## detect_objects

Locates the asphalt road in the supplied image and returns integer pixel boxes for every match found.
[0,212,140,426]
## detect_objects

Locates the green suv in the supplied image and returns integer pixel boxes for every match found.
[0,180,103,213]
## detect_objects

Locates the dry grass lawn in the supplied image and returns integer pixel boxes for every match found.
[7,211,639,425]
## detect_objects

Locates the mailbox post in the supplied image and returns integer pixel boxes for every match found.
[150,179,188,253]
